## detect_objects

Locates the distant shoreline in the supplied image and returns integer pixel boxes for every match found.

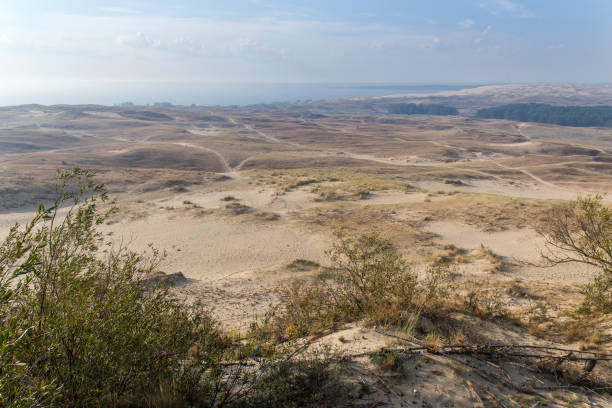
[0,82,487,108]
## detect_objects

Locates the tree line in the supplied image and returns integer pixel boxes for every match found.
[388,103,458,115]
[476,103,612,127]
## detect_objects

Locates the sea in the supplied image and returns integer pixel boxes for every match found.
[2,82,485,107]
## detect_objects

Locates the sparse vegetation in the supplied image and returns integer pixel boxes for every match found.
[0,170,349,408]
[225,201,252,215]
[388,103,458,116]
[539,195,612,313]
[2,87,612,406]
[259,232,451,339]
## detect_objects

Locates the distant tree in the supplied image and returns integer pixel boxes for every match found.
[388,103,458,116]
[476,103,612,127]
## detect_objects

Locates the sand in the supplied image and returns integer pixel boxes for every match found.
[425,220,598,284]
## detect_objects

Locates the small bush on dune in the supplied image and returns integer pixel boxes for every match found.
[538,195,612,313]
[261,232,451,339]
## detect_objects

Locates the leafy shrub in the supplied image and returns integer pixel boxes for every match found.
[0,170,244,407]
[0,168,356,408]
[539,195,612,313]
[262,232,451,339]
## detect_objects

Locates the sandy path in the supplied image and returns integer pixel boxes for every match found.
[173,142,232,172]
[489,160,561,190]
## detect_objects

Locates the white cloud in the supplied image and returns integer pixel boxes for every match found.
[117,32,157,48]
[0,12,442,84]
[457,19,475,29]
[100,6,140,15]
[0,34,12,46]
[474,25,492,44]
[481,1,534,18]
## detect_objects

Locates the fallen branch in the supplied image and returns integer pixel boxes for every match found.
[483,387,510,408]
[465,380,485,408]
[372,330,612,362]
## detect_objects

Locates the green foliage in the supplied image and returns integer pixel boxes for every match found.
[369,348,406,372]
[262,232,451,339]
[0,169,243,407]
[0,168,357,408]
[328,232,418,322]
[388,103,458,116]
[476,103,612,127]
[539,195,612,313]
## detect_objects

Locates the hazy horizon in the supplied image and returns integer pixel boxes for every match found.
[1,81,494,107]
[1,1,611,105]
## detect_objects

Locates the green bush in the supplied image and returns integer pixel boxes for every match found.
[0,168,354,408]
[262,232,451,339]
[539,195,612,313]
[0,169,238,407]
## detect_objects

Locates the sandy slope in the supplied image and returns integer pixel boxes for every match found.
[425,220,598,284]
[107,213,329,281]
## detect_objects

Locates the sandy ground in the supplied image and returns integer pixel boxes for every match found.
[1,183,598,286]
[107,214,329,281]
[425,220,598,284]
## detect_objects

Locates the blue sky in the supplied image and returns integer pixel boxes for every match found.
[0,1,610,103]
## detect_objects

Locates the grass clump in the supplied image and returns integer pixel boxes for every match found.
[225,202,252,215]
[460,282,510,320]
[369,349,406,372]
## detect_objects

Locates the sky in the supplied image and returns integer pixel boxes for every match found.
[0,0,611,104]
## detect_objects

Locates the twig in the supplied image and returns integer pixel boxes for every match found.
[465,380,486,408]
[354,366,411,407]
[283,333,326,362]
[374,326,423,346]
[442,353,550,401]
[363,332,612,362]
[483,387,510,408]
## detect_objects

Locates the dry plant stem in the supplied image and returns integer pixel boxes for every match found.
[483,387,510,408]
[373,329,612,361]
[353,366,411,408]
[465,380,486,408]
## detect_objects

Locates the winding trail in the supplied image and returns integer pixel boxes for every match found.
[516,123,531,140]
[173,142,232,173]
[488,160,560,189]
